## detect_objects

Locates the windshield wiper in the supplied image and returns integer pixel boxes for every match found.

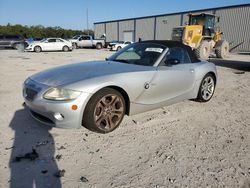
[111,59,130,64]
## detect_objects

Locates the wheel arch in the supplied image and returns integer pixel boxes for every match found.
[34,45,42,51]
[83,85,130,117]
[81,85,131,132]
[207,71,217,86]
[191,70,217,100]
[62,45,69,50]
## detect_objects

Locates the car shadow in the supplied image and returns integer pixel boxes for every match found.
[209,59,250,72]
[9,107,61,188]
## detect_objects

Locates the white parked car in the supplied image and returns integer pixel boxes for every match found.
[111,41,133,51]
[25,38,73,52]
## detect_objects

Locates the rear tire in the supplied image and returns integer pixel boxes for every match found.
[62,45,69,52]
[117,46,122,51]
[12,43,18,49]
[215,40,229,59]
[34,46,42,53]
[96,43,102,49]
[195,41,210,60]
[82,88,126,134]
[72,43,77,49]
[196,73,216,102]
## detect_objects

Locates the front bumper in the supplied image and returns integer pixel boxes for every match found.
[23,79,92,129]
[25,47,33,51]
[110,46,117,51]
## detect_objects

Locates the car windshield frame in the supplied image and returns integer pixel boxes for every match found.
[107,42,167,67]
[73,36,80,39]
[40,38,47,42]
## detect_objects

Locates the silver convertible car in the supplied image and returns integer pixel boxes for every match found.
[23,41,217,133]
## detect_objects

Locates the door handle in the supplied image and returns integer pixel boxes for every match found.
[190,69,195,73]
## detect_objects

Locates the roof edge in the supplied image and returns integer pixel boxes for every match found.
[94,3,250,24]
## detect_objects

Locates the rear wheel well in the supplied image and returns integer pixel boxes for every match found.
[207,72,217,86]
[107,86,130,115]
[95,43,102,48]
[34,45,42,52]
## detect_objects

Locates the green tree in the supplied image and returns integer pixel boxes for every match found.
[0,24,94,39]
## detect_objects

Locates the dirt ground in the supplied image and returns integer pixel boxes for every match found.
[0,49,249,188]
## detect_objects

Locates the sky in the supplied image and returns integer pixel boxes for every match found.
[0,0,249,30]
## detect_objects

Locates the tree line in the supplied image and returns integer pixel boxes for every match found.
[0,24,94,39]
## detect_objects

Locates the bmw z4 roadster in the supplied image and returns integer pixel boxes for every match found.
[23,40,217,133]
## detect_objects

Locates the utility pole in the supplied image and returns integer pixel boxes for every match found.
[86,8,89,35]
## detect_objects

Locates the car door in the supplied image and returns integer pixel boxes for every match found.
[42,39,56,51]
[138,47,196,105]
[78,36,92,47]
[56,39,64,50]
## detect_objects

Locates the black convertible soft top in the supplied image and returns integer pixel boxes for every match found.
[140,40,201,63]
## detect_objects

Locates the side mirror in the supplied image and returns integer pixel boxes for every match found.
[165,58,180,65]
[79,38,82,41]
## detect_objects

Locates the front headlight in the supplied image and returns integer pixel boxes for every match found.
[43,88,81,101]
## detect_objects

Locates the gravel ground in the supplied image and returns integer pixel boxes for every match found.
[0,49,249,188]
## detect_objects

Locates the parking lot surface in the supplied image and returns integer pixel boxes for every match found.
[0,49,249,188]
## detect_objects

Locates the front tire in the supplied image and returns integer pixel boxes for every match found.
[82,88,126,134]
[72,43,77,49]
[62,45,69,52]
[117,46,122,51]
[12,43,18,49]
[195,41,210,60]
[196,73,216,102]
[34,46,42,53]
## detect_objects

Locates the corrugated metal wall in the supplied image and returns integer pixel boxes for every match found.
[94,24,105,39]
[106,22,118,42]
[156,15,182,40]
[136,18,155,41]
[216,6,250,52]
[119,20,134,41]
[94,4,250,51]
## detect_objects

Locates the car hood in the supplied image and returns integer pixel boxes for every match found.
[69,39,77,42]
[28,41,41,45]
[30,61,154,87]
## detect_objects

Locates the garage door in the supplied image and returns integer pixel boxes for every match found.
[123,31,134,42]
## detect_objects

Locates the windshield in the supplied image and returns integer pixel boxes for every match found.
[190,15,215,28]
[73,35,80,39]
[108,43,166,66]
[40,38,47,42]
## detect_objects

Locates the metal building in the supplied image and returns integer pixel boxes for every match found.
[94,4,250,52]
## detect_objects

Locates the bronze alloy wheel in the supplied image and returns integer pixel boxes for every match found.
[82,87,126,133]
[94,94,124,132]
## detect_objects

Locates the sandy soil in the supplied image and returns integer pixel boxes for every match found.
[0,49,249,188]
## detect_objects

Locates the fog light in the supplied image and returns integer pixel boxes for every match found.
[54,113,64,121]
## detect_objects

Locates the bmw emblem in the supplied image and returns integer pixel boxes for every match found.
[144,83,150,89]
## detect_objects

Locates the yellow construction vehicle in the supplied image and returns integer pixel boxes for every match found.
[172,13,229,60]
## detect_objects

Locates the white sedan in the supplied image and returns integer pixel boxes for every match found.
[111,41,133,51]
[25,38,73,52]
